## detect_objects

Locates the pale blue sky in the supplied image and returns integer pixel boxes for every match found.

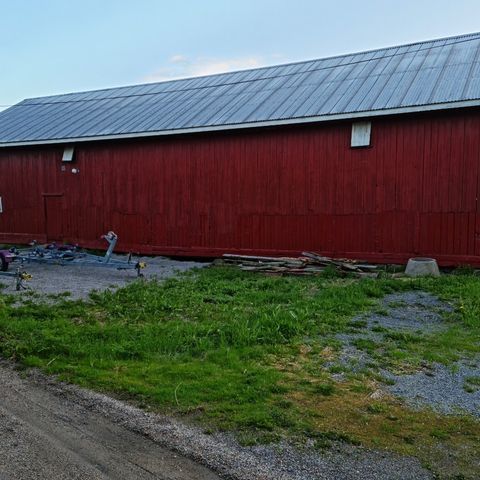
[1,0,480,110]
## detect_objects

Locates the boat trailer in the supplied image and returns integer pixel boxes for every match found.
[0,250,31,290]
[3,231,146,277]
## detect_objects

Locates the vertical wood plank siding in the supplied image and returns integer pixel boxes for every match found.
[1,109,479,265]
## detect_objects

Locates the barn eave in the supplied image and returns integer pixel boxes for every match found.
[1,98,479,148]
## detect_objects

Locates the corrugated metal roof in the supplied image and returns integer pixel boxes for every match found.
[2,32,480,146]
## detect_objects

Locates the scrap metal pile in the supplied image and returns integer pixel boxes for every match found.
[219,252,381,277]
[0,231,146,290]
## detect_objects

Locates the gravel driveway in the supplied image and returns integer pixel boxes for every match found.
[0,255,208,300]
[335,291,480,417]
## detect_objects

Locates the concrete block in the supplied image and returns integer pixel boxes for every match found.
[405,258,440,277]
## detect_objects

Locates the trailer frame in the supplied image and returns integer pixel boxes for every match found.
[7,232,146,277]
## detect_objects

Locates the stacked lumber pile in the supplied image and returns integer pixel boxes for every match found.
[218,252,380,277]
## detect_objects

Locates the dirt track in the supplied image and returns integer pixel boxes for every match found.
[0,364,435,480]
[0,363,220,480]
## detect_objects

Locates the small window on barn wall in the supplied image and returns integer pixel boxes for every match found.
[351,121,371,148]
[62,146,75,162]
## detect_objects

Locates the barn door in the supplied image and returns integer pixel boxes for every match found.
[44,195,64,241]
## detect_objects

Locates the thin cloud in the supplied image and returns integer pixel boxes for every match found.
[169,54,188,64]
[142,54,286,83]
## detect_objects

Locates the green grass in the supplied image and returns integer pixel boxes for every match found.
[0,266,480,478]
[0,268,397,427]
[463,376,480,393]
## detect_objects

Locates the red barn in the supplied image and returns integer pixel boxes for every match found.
[1,32,480,265]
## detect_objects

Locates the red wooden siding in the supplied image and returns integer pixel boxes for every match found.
[1,109,480,265]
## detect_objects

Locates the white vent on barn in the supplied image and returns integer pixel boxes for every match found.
[62,146,75,162]
[351,121,371,148]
